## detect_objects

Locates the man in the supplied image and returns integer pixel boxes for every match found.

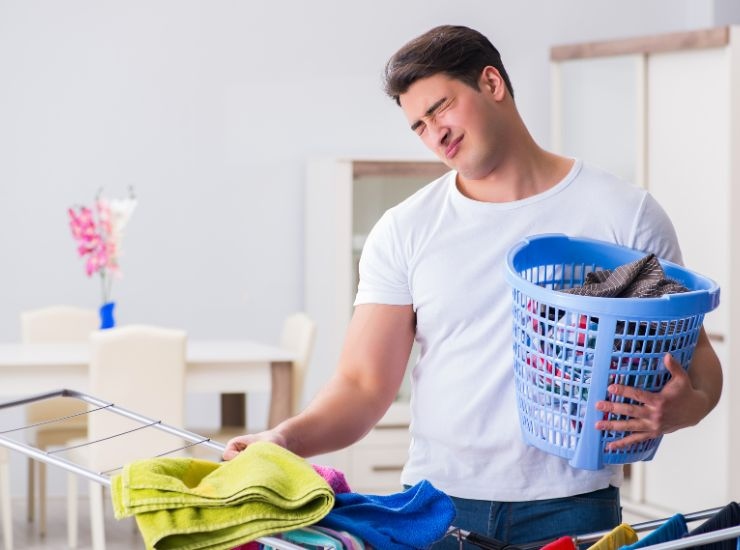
[225,25,722,547]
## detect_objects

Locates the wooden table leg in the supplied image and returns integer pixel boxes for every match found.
[268,361,293,428]
[220,394,246,428]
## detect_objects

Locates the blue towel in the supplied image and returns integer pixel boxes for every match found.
[620,514,687,550]
[317,480,455,550]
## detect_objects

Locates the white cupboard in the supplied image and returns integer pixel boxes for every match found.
[551,26,739,514]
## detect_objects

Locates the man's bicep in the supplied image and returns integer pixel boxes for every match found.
[337,303,415,405]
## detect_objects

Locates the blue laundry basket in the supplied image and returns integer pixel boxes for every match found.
[505,234,720,470]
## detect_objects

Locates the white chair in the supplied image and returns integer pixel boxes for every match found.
[0,448,12,550]
[20,305,98,535]
[280,312,317,415]
[190,312,316,448]
[66,325,186,550]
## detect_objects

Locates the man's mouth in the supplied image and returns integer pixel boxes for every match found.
[445,136,463,159]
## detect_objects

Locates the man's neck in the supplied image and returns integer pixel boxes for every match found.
[456,148,573,204]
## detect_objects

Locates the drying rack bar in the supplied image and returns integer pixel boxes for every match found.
[519,504,740,550]
[1,388,224,484]
[0,389,319,550]
[636,525,740,550]
[446,526,522,549]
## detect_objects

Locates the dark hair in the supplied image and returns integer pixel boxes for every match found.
[383,25,514,105]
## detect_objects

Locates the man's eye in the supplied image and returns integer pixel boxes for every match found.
[414,124,425,136]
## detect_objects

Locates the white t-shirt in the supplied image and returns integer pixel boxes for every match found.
[354,159,682,501]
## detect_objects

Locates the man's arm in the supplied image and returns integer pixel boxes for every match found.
[223,303,415,460]
[595,327,722,450]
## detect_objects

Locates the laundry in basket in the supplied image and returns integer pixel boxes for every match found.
[505,234,719,470]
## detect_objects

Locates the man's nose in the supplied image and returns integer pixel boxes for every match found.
[427,121,449,148]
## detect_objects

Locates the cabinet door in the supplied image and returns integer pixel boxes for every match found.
[642,46,731,512]
[305,159,355,407]
[645,47,730,339]
[553,54,644,185]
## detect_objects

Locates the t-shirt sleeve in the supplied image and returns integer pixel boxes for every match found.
[354,210,413,306]
[630,192,684,266]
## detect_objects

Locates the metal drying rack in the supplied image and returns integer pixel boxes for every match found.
[1,390,738,550]
[0,389,309,550]
[443,505,740,549]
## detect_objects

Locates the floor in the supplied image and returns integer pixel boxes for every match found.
[8,496,142,549]
[1,428,242,549]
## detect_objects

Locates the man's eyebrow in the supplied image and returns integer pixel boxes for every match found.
[410,97,447,131]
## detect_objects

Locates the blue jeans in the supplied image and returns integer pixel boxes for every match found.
[430,485,621,549]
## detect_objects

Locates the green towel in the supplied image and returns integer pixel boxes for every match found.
[110,441,335,550]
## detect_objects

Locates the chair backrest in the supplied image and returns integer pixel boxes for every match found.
[87,325,187,471]
[20,306,99,425]
[280,312,317,414]
[20,305,98,343]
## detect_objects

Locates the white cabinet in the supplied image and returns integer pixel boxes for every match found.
[551,27,740,514]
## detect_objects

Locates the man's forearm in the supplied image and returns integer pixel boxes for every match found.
[273,372,396,458]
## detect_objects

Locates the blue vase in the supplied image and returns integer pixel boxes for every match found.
[99,301,116,329]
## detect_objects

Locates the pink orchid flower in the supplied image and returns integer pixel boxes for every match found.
[68,188,136,304]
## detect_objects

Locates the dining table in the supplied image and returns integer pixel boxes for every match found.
[0,340,297,429]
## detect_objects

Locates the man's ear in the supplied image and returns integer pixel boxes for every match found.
[480,66,506,100]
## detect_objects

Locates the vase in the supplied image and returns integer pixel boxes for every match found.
[99,301,116,329]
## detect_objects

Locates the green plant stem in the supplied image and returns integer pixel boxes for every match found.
[99,271,109,304]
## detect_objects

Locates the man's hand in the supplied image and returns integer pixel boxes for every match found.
[594,352,713,451]
[222,429,287,461]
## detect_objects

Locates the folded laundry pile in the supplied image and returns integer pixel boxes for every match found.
[256,479,456,550]
[111,441,335,550]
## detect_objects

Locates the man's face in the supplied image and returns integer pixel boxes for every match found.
[399,71,504,181]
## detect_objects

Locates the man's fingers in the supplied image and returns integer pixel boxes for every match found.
[662,352,685,377]
[592,353,692,451]
[596,399,647,420]
[601,383,655,407]
[603,430,658,451]
[222,437,249,461]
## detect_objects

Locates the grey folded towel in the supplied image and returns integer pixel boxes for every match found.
[561,254,688,298]
[555,254,689,356]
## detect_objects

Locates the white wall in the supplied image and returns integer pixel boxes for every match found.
[0,0,723,343]
[0,0,736,497]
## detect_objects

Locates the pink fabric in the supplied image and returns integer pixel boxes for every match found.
[229,543,259,550]
[312,463,352,494]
